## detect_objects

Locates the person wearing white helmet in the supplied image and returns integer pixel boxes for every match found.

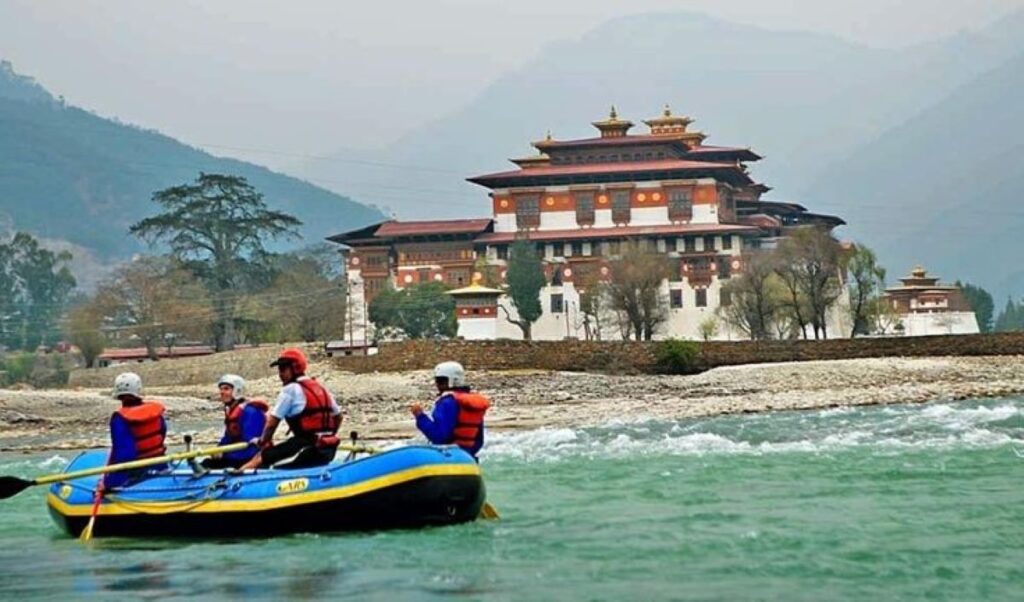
[410,361,491,458]
[201,374,269,469]
[105,372,168,488]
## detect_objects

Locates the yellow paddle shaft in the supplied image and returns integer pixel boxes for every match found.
[33,442,251,485]
[34,442,382,486]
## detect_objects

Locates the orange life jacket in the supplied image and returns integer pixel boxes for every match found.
[115,401,167,459]
[285,379,340,439]
[223,399,269,441]
[451,390,490,451]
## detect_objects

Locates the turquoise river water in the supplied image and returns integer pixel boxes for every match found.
[1,397,1022,600]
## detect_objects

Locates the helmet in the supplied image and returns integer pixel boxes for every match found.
[217,374,245,400]
[270,347,308,374]
[113,372,143,399]
[433,361,465,388]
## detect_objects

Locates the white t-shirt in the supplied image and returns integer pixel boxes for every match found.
[271,376,342,420]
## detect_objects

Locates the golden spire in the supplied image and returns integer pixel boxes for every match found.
[663,103,672,117]
[592,105,633,138]
[545,129,553,141]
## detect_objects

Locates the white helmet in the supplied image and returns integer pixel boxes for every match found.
[433,361,466,388]
[217,374,245,400]
[113,372,143,399]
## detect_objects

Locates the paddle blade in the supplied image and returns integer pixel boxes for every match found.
[480,501,500,520]
[79,515,96,542]
[0,476,34,500]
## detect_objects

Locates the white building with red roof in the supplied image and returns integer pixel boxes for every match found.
[329,106,848,341]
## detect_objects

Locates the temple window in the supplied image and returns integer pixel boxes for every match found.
[551,268,562,286]
[609,154,619,162]
[717,257,732,279]
[571,241,584,256]
[669,258,683,282]
[607,240,621,256]
[552,243,565,258]
[634,153,642,160]
[670,289,683,308]
[668,189,693,221]
[722,235,733,250]
[656,152,665,159]
[550,293,564,313]
[704,236,717,252]
[684,237,696,253]
[496,245,508,260]
[516,195,540,229]
[696,289,708,307]
[611,190,630,223]
[575,192,595,226]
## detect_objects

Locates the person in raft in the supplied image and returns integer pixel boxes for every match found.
[239,348,342,470]
[104,372,168,488]
[410,361,490,458]
[200,374,269,469]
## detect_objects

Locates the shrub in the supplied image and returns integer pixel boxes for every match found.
[653,339,703,374]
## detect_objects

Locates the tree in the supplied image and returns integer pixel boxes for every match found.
[502,239,545,340]
[130,173,302,351]
[995,298,1022,332]
[94,256,212,359]
[845,244,887,337]
[0,232,77,350]
[606,241,670,341]
[369,282,456,339]
[65,302,106,368]
[255,251,347,342]
[957,282,994,333]
[774,227,843,339]
[577,279,610,341]
[698,316,720,341]
[717,251,782,340]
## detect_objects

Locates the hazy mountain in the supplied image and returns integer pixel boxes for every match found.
[295,11,1024,221]
[0,62,384,261]
[803,51,1024,301]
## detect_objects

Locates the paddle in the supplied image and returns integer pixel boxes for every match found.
[0,441,251,500]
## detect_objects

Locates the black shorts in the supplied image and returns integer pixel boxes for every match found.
[200,456,247,470]
[260,436,336,469]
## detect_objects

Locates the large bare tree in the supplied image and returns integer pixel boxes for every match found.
[718,251,782,340]
[606,240,670,341]
[773,227,843,339]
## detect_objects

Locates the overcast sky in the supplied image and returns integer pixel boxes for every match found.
[2,0,1021,167]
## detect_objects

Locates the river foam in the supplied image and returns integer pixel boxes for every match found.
[481,399,1024,462]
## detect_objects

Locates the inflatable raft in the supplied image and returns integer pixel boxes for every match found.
[47,445,486,538]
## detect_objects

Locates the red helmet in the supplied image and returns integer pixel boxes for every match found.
[270,347,308,374]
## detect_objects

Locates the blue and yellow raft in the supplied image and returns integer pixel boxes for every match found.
[47,445,486,538]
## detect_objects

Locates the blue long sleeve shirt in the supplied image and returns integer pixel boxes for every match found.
[105,413,167,488]
[219,404,267,463]
[415,393,485,457]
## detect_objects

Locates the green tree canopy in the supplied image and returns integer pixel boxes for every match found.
[845,244,887,337]
[994,298,1022,332]
[502,239,545,340]
[368,282,456,340]
[957,281,994,333]
[0,232,76,350]
[130,173,302,350]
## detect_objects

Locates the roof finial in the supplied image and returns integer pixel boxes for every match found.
[609,105,618,120]
[545,129,552,141]
[663,103,672,117]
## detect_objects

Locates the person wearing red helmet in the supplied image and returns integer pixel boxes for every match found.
[239,347,342,470]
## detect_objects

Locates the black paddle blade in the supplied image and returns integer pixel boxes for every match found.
[0,476,35,499]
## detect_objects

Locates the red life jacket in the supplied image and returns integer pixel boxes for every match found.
[451,390,490,451]
[285,379,340,439]
[115,401,167,459]
[223,399,269,441]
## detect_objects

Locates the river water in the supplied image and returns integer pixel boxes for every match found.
[1,398,1022,600]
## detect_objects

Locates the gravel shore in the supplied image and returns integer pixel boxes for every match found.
[2,355,1022,451]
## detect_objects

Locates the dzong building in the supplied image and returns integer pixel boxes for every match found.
[330,106,847,341]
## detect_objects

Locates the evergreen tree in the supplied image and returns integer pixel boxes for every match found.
[502,239,545,340]
[994,298,1022,332]
[130,173,301,350]
[957,281,994,332]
